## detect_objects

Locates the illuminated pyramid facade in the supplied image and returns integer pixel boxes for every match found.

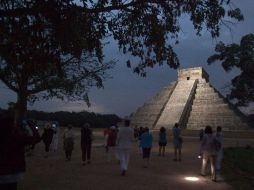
[130,67,251,130]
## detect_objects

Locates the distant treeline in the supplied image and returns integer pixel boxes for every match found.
[0,108,122,128]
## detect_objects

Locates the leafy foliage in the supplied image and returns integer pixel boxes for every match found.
[0,0,114,105]
[208,34,254,105]
[0,0,243,77]
[0,0,244,123]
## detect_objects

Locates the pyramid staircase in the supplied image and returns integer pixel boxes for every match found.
[155,79,197,129]
[187,79,250,130]
[130,81,177,128]
[130,67,252,131]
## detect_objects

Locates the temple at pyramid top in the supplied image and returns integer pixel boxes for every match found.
[130,67,252,131]
[177,67,209,81]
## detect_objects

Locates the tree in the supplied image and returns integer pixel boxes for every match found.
[208,33,254,105]
[0,0,114,125]
[0,0,243,126]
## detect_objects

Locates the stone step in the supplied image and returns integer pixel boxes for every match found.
[187,123,249,130]
[188,112,235,117]
[193,99,225,104]
[187,123,244,129]
[190,108,232,113]
[194,93,220,99]
[191,104,229,111]
[195,88,215,93]
[188,111,241,117]
[187,124,232,130]
[188,118,243,124]
[187,120,245,127]
[195,91,218,96]
[197,83,210,87]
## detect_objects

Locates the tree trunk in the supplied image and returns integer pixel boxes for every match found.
[14,89,28,128]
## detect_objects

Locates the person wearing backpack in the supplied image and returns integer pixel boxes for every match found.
[140,127,153,168]
[215,126,223,171]
[200,125,217,182]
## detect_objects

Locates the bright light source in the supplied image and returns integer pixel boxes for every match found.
[184,177,200,182]
[198,155,202,159]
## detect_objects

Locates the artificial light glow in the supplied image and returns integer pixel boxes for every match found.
[184,177,200,182]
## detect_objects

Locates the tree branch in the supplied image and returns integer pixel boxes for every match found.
[0,1,159,17]
[0,75,18,93]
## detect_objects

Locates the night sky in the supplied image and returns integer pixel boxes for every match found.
[1,0,254,117]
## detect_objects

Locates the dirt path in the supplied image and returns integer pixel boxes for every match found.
[18,130,238,190]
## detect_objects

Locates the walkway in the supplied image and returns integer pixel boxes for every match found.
[19,131,233,190]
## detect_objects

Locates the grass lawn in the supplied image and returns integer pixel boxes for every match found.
[222,147,254,190]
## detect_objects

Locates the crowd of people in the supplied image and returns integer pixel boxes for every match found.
[60,121,223,181]
[0,118,224,190]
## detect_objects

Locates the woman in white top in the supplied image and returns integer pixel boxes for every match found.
[200,125,217,182]
[116,120,134,176]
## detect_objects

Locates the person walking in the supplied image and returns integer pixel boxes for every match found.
[215,126,223,171]
[138,127,144,154]
[199,129,204,141]
[114,125,120,163]
[103,127,110,148]
[134,126,139,140]
[63,125,74,161]
[140,127,153,168]
[200,125,217,182]
[172,123,182,161]
[0,118,40,190]
[106,126,117,162]
[158,127,167,156]
[51,122,59,152]
[81,123,93,165]
[41,123,55,158]
[116,120,134,176]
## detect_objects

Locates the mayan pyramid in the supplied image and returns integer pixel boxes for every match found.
[130,67,251,130]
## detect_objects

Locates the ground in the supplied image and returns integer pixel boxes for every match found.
[19,129,254,190]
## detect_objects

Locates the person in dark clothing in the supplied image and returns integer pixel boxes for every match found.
[25,120,38,156]
[41,124,55,158]
[138,127,144,140]
[0,118,40,190]
[63,125,74,161]
[158,127,167,156]
[134,126,139,140]
[199,129,204,141]
[81,123,93,165]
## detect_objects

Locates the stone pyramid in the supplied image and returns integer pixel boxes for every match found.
[130,67,252,130]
